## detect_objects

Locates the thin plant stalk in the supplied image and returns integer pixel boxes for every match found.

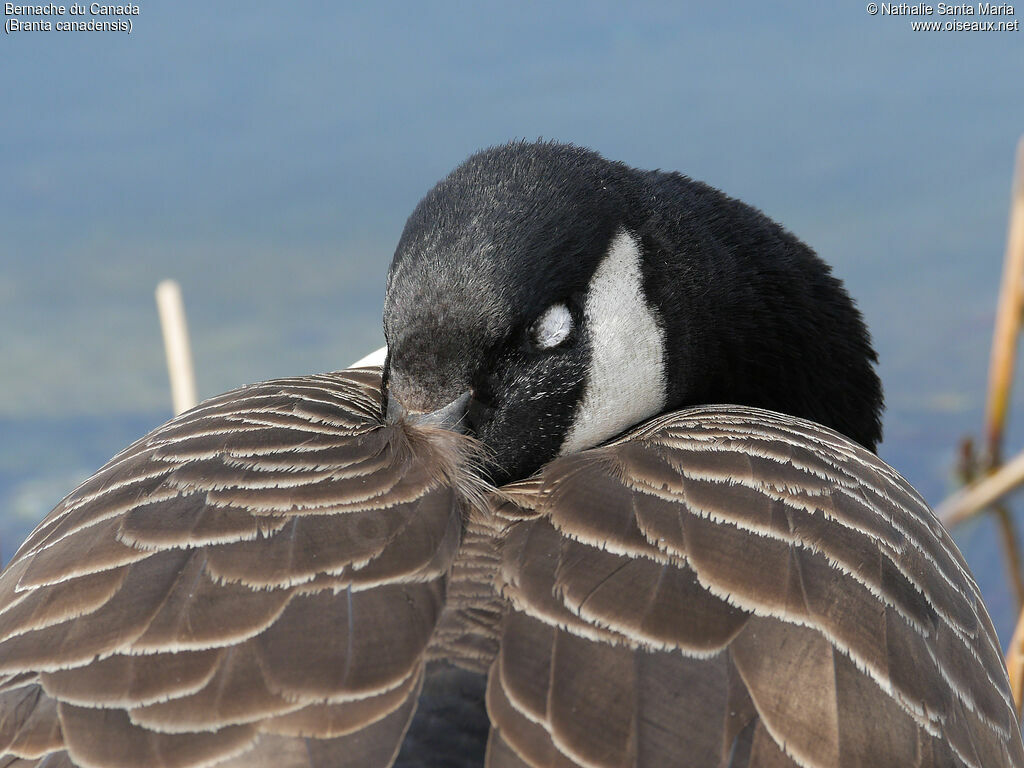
[983,138,1024,468]
[996,505,1024,610]
[156,279,198,416]
[1008,603,1024,717]
[939,138,1024,527]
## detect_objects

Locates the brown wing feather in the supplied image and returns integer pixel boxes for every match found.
[489,405,1024,768]
[0,369,483,768]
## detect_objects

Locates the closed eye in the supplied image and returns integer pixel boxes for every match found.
[529,303,574,350]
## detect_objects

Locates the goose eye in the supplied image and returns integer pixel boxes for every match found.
[529,303,574,350]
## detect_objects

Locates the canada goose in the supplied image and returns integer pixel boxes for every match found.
[0,141,1020,768]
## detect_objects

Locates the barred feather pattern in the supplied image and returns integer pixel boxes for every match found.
[1,372,1021,767]
[486,406,1024,768]
[0,369,490,768]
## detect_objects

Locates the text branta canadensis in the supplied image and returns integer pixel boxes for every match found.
[0,141,1020,767]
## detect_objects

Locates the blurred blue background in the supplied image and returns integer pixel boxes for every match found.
[3,3,1024,639]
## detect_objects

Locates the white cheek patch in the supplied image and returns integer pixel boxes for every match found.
[532,303,574,349]
[560,230,667,455]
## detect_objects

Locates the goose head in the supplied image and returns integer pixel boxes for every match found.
[382,140,883,483]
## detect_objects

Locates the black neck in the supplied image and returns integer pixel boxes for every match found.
[634,173,883,451]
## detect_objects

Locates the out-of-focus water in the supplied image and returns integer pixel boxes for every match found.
[2,3,1024,641]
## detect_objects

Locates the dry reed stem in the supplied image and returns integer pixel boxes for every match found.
[939,138,1024,527]
[983,137,1024,466]
[1007,604,1024,718]
[156,279,198,416]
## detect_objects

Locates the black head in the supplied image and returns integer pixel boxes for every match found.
[382,140,883,483]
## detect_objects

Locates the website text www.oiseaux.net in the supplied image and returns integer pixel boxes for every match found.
[866,3,1020,30]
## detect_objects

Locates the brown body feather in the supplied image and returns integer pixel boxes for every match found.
[0,371,1020,767]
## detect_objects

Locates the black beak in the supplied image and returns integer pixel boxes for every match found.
[385,389,472,433]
